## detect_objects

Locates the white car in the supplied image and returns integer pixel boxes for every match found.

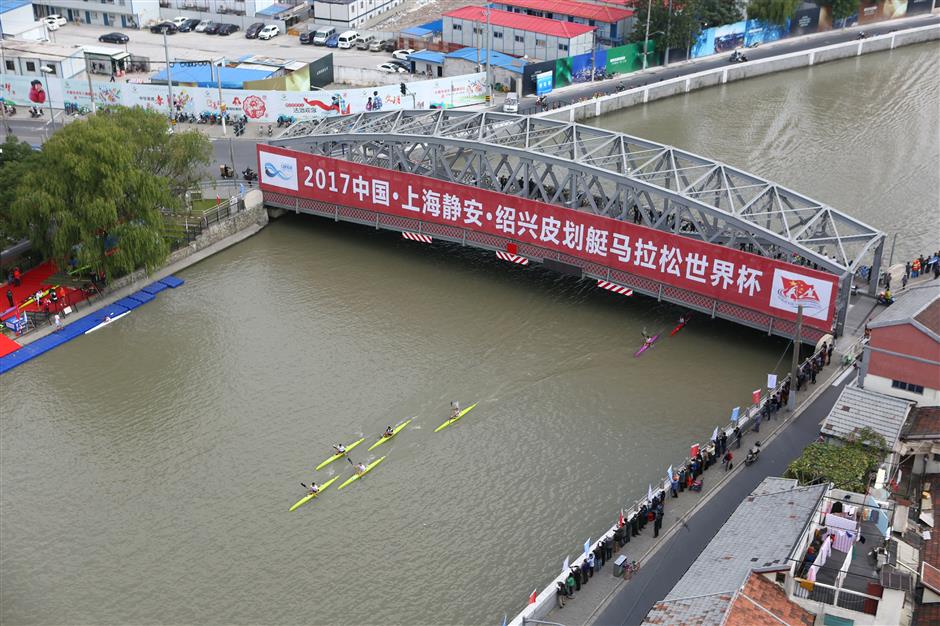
[171,16,188,27]
[391,48,415,61]
[194,19,211,32]
[377,62,407,74]
[258,24,280,40]
[43,14,67,30]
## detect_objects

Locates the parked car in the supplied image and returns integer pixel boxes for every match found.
[356,35,375,50]
[325,33,340,48]
[43,14,66,30]
[150,22,178,34]
[203,22,222,34]
[194,19,212,32]
[389,58,412,73]
[258,24,279,40]
[217,23,239,35]
[299,29,315,44]
[392,48,415,61]
[245,22,264,38]
[171,16,188,27]
[312,26,336,45]
[98,31,129,44]
[178,18,201,32]
[377,62,407,74]
[337,30,359,49]
[502,93,519,113]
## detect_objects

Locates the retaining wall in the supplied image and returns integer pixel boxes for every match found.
[537,24,940,124]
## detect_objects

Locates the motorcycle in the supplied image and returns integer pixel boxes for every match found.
[877,292,894,306]
[3,103,16,116]
[744,441,761,466]
[242,167,257,182]
[729,50,748,63]
[219,164,234,179]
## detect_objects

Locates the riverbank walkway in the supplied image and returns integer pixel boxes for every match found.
[538,352,858,626]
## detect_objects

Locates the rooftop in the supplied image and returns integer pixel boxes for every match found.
[724,572,814,626]
[444,6,596,38]
[0,0,31,15]
[868,282,940,339]
[642,477,826,626]
[255,2,292,15]
[410,50,445,64]
[903,406,940,440]
[821,384,913,447]
[445,47,528,73]
[0,40,86,58]
[498,0,633,23]
[151,63,274,89]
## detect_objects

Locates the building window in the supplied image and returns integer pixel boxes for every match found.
[473,26,482,34]
[45,65,57,75]
[558,43,568,51]
[493,31,502,38]
[26,61,36,72]
[4,60,13,71]
[934,453,940,463]
[453,24,462,31]
[514,34,523,42]
[535,38,546,47]
[892,380,925,394]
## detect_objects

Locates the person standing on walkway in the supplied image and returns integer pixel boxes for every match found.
[723,450,733,471]
[52,313,62,331]
[827,343,834,365]
[653,505,663,537]
[6,289,13,309]
[671,474,679,498]
[734,425,742,449]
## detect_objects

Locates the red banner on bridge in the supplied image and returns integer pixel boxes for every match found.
[258,145,838,331]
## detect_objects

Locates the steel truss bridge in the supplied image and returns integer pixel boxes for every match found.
[269,109,886,342]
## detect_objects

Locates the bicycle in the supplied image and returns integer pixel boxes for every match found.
[624,559,640,580]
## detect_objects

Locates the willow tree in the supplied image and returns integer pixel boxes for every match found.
[746,0,802,25]
[9,108,211,279]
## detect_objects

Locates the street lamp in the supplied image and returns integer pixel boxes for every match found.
[40,65,56,129]
[642,0,653,70]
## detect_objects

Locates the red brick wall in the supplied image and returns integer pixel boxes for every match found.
[869,324,940,388]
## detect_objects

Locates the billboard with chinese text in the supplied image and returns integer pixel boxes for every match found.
[258,145,839,331]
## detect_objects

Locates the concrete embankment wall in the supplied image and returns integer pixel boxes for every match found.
[536,24,940,124]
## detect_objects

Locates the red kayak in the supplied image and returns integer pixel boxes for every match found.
[670,314,692,336]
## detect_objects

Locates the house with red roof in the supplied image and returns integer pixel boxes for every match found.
[443,6,596,61]
[491,0,634,45]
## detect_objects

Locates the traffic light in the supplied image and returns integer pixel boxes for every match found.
[400,82,406,96]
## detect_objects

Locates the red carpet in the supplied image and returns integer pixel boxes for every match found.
[0,333,20,357]
[2,261,88,322]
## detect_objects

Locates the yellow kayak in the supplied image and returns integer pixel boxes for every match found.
[288,475,339,512]
[367,418,414,451]
[337,456,386,490]
[434,402,479,433]
[315,437,365,471]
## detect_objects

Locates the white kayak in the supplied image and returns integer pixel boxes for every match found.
[84,311,130,334]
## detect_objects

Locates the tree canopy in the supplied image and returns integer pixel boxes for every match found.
[784,428,888,493]
[0,136,39,244]
[745,0,802,25]
[7,108,211,279]
[629,0,743,52]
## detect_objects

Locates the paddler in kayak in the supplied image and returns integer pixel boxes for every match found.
[333,443,347,455]
[449,401,460,420]
[354,461,367,476]
[301,481,320,495]
[382,425,394,438]
[677,315,686,326]
[641,328,655,348]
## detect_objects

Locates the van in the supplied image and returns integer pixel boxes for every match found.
[337,30,359,49]
[312,27,336,45]
[355,34,375,50]
[502,93,519,113]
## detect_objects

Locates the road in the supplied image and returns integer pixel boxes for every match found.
[592,370,856,626]
[514,14,940,114]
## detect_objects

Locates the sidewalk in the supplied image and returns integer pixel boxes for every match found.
[539,352,855,626]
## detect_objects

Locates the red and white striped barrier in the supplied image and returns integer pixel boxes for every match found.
[597,280,633,296]
[401,232,433,244]
[495,252,530,265]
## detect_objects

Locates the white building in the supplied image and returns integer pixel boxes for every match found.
[312,0,405,29]
[30,0,158,29]
[443,5,595,61]
[1,0,47,40]
[0,40,86,79]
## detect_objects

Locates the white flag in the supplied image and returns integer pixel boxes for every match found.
[563,555,569,573]
[648,484,654,502]
[767,373,778,389]
[666,465,673,481]
[711,426,719,441]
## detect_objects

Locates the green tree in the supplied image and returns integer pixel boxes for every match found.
[745,0,802,25]
[695,0,744,28]
[629,1,700,52]
[821,0,859,21]
[0,136,38,243]
[9,108,211,279]
[784,430,887,493]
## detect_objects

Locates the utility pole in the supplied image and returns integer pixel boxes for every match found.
[216,60,226,136]
[485,6,492,103]
[642,0,653,70]
[590,29,596,82]
[788,305,804,411]
[163,31,174,115]
[664,0,673,66]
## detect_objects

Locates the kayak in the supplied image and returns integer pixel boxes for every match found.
[434,402,479,433]
[288,475,339,512]
[670,314,692,336]
[634,334,660,357]
[84,311,131,335]
[315,437,365,471]
[367,418,413,451]
[337,456,386,490]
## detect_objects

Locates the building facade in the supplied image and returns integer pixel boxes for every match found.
[491,0,633,45]
[312,0,404,29]
[31,0,158,28]
[443,6,595,61]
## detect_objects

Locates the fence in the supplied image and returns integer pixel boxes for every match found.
[793,578,880,614]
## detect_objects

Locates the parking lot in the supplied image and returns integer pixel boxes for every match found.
[46,22,411,85]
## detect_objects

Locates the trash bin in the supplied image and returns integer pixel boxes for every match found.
[613,554,627,577]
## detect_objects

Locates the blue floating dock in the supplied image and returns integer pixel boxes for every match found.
[141,281,168,295]
[1,276,184,375]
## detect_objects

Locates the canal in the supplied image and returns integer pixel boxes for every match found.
[1,43,936,625]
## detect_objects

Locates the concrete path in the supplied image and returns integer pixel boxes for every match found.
[578,368,856,626]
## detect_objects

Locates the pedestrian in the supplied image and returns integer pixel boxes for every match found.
[723,450,733,471]
[630,511,639,537]
[811,364,817,384]
[671,474,679,498]
[905,261,912,279]
[52,313,62,331]
[5,289,13,309]
[13,267,21,286]
[556,581,568,607]
[734,425,742,449]
[653,507,662,538]
[902,273,909,289]
[678,467,686,492]
[34,290,42,309]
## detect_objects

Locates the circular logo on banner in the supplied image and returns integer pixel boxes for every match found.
[242,95,266,119]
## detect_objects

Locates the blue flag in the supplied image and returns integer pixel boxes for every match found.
[501,614,507,626]
[731,406,740,422]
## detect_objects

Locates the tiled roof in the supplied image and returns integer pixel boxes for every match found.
[497,0,633,23]
[642,477,826,626]
[914,473,940,626]
[821,385,913,446]
[902,406,940,440]
[725,573,814,626]
[868,282,940,339]
[444,6,596,37]
[445,47,528,73]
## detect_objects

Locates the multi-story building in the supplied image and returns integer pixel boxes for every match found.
[31,0,158,29]
[312,0,405,30]
[443,6,595,61]
[490,0,633,46]
[860,282,940,405]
